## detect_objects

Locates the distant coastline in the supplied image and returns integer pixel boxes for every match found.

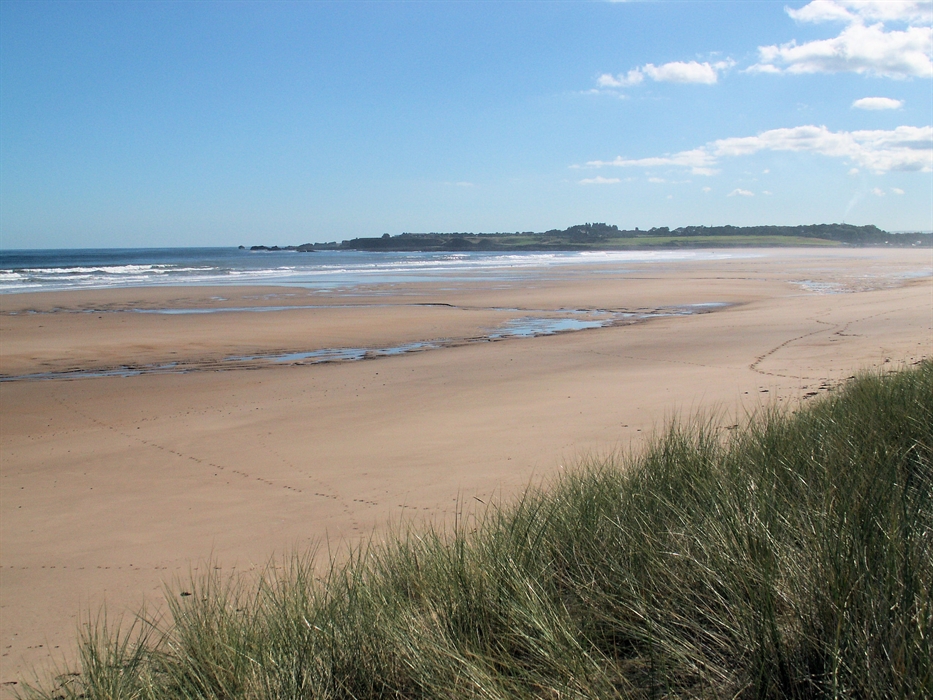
[250,223,933,253]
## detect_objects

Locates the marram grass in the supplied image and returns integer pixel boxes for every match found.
[23,361,933,699]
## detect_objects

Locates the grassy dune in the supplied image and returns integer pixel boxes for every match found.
[25,362,932,699]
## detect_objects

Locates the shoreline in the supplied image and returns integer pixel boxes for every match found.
[1,247,931,691]
[0,247,760,296]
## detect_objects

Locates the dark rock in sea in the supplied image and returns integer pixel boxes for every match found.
[249,244,317,252]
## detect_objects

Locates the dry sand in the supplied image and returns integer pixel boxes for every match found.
[1,247,931,691]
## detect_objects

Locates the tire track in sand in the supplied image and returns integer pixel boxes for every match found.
[49,395,316,498]
[749,308,906,380]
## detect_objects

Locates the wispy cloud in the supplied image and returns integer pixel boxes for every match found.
[750,0,933,78]
[582,125,933,175]
[578,176,621,185]
[586,148,718,176]
[712,125,932,172]
[852,97,904,110]
[728,188,755,197]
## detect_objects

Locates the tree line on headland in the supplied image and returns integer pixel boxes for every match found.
[246,222,931,252]
[341,223,932,250]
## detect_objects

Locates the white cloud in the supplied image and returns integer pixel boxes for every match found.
[702,186,712,193]
[597,69,643,87]
[871,187,886,196]
[648,177,666,183]
[597,60,734,88]
[582,124,933,175]
[643,60,725,84]
[752,1,933,78]
[788,0,857,24]
[789,1,932,26]
[763,190,773,195]
[728,188,755,197]
[756,24,932,78]
[853,96,904,110]
[891,187,905,194]
[579,176,621,185]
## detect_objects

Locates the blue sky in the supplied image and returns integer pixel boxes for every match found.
[1,0,931,248]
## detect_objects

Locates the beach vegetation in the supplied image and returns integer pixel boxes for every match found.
[20,360,933,699]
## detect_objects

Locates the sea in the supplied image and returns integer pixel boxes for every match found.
[0,247,746,295]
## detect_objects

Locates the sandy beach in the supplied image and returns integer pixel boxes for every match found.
[1,247,931,691]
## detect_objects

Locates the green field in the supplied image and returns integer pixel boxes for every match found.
[23,362,933,699]
[495,235,843,249]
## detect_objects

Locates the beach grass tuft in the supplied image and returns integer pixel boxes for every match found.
[21,360,933,699]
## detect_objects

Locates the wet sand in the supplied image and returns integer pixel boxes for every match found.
[1,247,931,691]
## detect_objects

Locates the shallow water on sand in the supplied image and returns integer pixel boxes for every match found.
[0,305,727,381]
